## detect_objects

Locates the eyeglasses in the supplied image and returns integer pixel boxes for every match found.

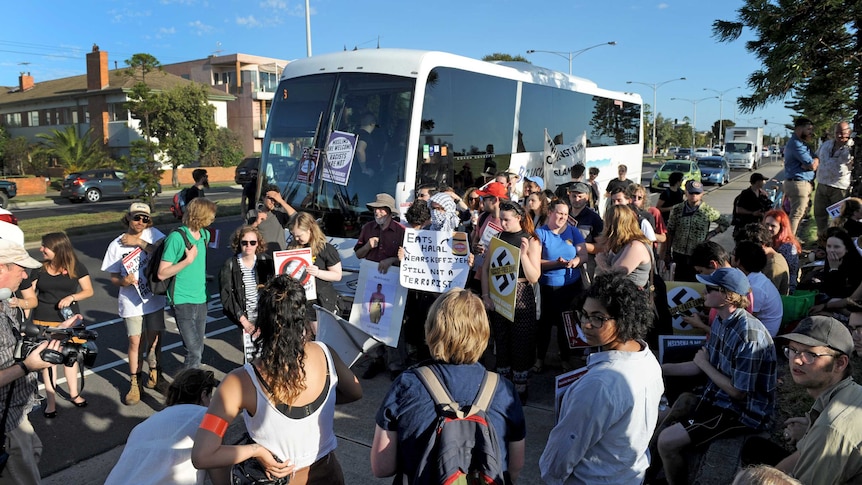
[575,310,614,328]
[783,346,840,364]
[499,202,524,216]
[469,196,480,202]
[850,326,862,336]
[240,240,258,247]
[705,286,722,293]
[132,215,150,223]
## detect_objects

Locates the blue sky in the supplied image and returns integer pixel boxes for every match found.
[3,0,793,138]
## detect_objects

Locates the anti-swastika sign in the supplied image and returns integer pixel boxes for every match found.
[665,281,707,335]
[488,237,520,322]
[274,248,317,301]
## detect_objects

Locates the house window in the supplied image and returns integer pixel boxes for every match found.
[4,113,21,127]
[28,111,39,127]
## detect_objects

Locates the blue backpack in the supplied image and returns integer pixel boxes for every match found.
[170,188,190,220]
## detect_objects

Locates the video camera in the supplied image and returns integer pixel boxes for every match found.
[14,321,98,368]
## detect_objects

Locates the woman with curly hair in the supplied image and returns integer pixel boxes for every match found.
[288,212,342,332]
[763,209,801,293]
[192,275,362,484]
[540,272,662,484]
[829,197,862,237]
[596,205,653,288]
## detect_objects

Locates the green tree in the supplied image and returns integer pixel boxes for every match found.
[482,53,530,63]
[124,53,164,204]
[5,137,34,175]
[711,119,736,140]
[118,140,163,207]
[34,126,108,174]
[201,127,244,167]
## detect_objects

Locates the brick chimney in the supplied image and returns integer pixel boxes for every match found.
[18,72,33,91]
[86,44,109,91]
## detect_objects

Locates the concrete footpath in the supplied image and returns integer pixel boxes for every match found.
[39,159,788,484]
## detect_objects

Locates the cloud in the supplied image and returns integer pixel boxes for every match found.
[260,0,287,8]
[236,15,262,27]
[189,20,215,35]
[657,3,669,9]
[260,0,309,17]
[108,8,152,23]
[156,27,177,39]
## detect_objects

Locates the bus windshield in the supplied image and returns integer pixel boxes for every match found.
[261,72,415,237]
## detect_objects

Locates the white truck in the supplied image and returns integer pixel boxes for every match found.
[724,127,764,170]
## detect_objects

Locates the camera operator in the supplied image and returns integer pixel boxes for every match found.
[0,240,63,485]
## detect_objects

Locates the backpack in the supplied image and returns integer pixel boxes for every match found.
[170,188,190,220]
[145,228,198,299]
[411,366,507,485]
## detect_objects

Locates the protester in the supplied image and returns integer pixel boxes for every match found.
[192,275,362,484]
[735,222,791,296]
[471,181,508,287]
[605,164,634,196]
[829,196,862,238]
[732,173,773,240]
[587,166,601,210]
[607,187,657,242]
[32,231,94,417]
[567,181,604,283]
[218,226,274,341]
[664,180,730,282]
[288,212,343,333]
[158,197,216,369]
[627,182,666,245]
[481,200,541,403]
[596,205,653,288]
[763,209,801,293]
[540,272,662,485]
[0,240,63,485]
[525,191,549,228]
[370,289,526,483]
[657,267,776,485]
[655,171,685,218]
[732,241,784,337]
[732,465,801,485]
[101,203,167,405]
[105,369,220,485]
[535,198,586,373]
[814,121,854,236]
[801,227,862,320]
[249,184,298,253]
[783,117,819,236]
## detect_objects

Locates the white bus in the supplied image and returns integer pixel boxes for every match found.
[259,49,642,267]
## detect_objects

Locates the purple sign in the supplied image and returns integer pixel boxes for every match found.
[321,130,358,186]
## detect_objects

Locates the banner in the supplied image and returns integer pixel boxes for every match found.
[321,130,358,186]
[349,259,407,347]
[274,248,317,301]
[543,129,587,190]
[400,229,470,292]
[488,237,520,322]
[316,305,383,368]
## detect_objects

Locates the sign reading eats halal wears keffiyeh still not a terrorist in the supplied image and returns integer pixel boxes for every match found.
[399,228,471,293]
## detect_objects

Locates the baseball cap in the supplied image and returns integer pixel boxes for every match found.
[0,222,24,247]
[696,267,750,295]
[475,182,509,199]
[366,193,397,213]
[685,180,704,194]
[779,316,854,356]
[129,202,151,215]
[525,176,545,190]
[567,181,592,194]
[0,239,41,269]
[750,173,767,184]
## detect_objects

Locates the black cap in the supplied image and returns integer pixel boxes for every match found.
[750,173,767,184]
[779,316,853,356]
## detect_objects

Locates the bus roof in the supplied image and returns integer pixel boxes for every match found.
[281,48,641,105]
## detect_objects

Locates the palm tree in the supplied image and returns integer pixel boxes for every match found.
[35,126,107,174]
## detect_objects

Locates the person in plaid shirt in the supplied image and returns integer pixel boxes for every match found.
[664,180,730,282]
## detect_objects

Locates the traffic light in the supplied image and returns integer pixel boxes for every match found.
[764,119,768,126]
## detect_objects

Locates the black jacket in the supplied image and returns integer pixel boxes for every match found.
[218,254,275,329]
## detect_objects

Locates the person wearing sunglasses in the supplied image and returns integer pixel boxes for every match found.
[219,226,274,350]
[101,202,168,405]
[540,272,662,485]
[657,267,776,485]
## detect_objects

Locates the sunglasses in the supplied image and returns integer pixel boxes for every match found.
[499,201,524,216]
[132,215,151,223]
[469,196,480,202]
[240,240,258,247]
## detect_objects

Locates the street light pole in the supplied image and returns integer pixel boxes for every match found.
[527,41,617,75]
[704,86,740,146]
[671,96,717,149]
[627,77,686,156]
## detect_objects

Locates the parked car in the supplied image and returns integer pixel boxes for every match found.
[650,160,702,191]
[0,207,17,225]
[61,169,161,203]
[693,147,711,160]
[235,157,259,185]
[0,180,17,209]
[697,156,731,186]
[675,148,693,160]
[761,147,770,158]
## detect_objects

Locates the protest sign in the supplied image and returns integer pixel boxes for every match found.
[554,366,589,423]
[297,147,320,184]
[349,259,407,347]
[121,247,152,300]
[321,131,358,186]
[316,305,383,368]
[561,311,590,349]
[658,335,707,364]
[665,281,707,335]
[274,247,317,301]
[827,197,851,219]
[400,229,470,292]
[488,237,520,322]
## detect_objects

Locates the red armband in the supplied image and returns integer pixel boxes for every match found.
[200,413,228,437]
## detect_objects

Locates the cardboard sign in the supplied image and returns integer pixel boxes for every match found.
[316,305,383,368]
[400,229,470,292]
[665,281,707,335]
[554,365,589,423]
[274,248,317,301]
[827,197,851,219]
[488,237,520,322]
[121,247,152,300]
[349,259,408,347]
[321,131,358,186]
[658,335,707,364]
[561,311,590,349]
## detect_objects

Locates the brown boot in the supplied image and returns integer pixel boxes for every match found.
[125,374,141,405]
[145,367,161,389]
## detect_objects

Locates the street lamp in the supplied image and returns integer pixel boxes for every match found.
[703,86,741,146]
[671,96,717,149]
[526,42,617,75]
[626,77,686,156]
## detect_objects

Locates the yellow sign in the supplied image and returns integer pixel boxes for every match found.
[488,237,520,322]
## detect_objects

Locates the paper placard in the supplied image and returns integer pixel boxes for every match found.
[488,237,520,322]
[400,229,470,292]
[274,247,317,301]
[348,260,408,347]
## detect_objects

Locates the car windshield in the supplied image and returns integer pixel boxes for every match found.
[726,142,750,153]
[699,159,722,168]
[678,149,691,154]
[662,163,690,172]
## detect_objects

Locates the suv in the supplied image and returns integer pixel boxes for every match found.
[0,180,16,209]
[235,157,259,185]
[61,169,161,203]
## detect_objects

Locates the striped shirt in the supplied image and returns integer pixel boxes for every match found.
[0,302,39,432]
[238,256,258,323]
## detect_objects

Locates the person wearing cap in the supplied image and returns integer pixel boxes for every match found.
[523,175,544,199]
[784,117,820,236]
[470,182,509,273]
[101,203,168,405]
[568,181,605,284]
[743,316,862,484]
[732,173,773,240]
[814,121,854,236]
[657,267,777,485]
[554,164,587,200]
[847,299,862,356]
[665,180,730,282]
[0,239,66,485]
[249,184,298,253]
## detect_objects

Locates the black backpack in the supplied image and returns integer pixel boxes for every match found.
[145,228,202,299]
[411,367,507,485]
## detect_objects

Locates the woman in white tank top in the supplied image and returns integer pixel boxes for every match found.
[192,275,363,484]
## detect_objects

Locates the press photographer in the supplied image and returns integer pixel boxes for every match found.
[0,240,66,485]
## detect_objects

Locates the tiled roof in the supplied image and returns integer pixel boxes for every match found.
[0,68,233,107]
